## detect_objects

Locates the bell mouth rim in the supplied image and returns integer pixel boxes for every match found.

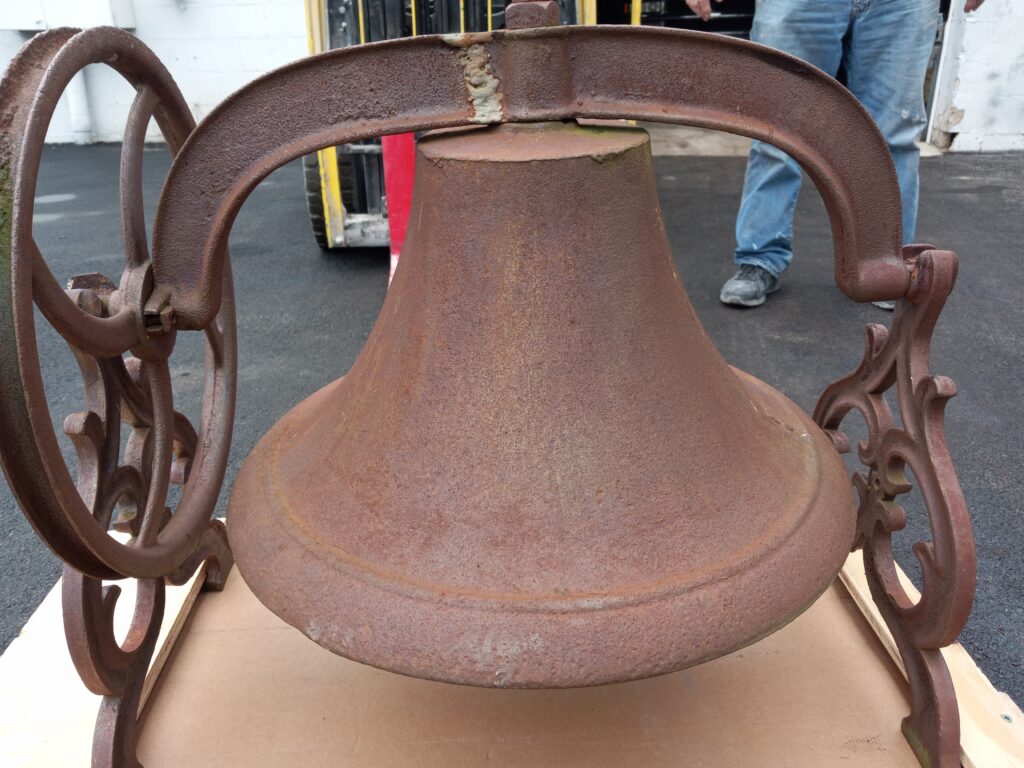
[247,369,830,614]
[227,369,856,687]
[295,571,841,690]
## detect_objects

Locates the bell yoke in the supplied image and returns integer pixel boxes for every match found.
[0,5,975,768]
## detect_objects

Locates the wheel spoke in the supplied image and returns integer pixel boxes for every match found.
[0,28,236,578]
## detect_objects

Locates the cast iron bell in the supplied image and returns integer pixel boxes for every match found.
[0,18,977,767]
[228,120,856,687]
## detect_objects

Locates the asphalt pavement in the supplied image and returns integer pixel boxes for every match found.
[1,141,1021,704]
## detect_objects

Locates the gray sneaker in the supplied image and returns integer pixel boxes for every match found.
[720,264,780,307]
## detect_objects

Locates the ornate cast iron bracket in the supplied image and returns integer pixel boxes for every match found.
[0,27,237,767]
[815,245,977,768]
[63,523,232,768]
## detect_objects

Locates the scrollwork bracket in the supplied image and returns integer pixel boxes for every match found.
[814,244,977,768]
[0,27,237,768]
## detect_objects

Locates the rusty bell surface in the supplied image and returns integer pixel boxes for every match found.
[228,121,856,688]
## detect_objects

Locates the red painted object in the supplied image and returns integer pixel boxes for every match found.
[381,132,416,282]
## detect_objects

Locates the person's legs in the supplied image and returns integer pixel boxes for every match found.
[733,0,851,278]
[843,0,939,244]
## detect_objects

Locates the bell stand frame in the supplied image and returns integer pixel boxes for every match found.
[0,7,975,767]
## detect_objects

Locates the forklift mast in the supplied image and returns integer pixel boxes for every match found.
[301,0,756,251]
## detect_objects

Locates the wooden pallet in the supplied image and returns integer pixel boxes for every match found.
[2,552,1021,767]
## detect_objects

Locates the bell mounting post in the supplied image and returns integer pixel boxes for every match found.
[814,243,976,766]
[0,5,974,768]
[0,26,237,766]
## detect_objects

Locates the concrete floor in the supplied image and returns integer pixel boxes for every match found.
[1,139,1021,707]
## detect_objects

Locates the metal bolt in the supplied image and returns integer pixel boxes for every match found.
[506,0,561,29]
[144,304,176,335]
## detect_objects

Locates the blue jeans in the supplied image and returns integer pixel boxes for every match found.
[734,0,939,276]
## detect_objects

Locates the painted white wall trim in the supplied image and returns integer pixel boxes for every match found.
[928,0,1024,153]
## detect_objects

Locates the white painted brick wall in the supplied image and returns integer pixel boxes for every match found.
[0,0,307,143]
[929,0,1024,152]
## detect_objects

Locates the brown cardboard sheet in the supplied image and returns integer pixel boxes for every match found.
[137,573,921,767]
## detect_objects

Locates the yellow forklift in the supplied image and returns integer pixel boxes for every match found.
[301,0,758,252]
